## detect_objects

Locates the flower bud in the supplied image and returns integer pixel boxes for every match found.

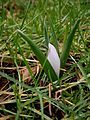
[47,43,60,77]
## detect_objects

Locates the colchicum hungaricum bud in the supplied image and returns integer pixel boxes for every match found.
[47,43,60,77]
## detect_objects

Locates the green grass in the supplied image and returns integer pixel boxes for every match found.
[0,0,90,119]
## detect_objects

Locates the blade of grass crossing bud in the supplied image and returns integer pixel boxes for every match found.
[18,30,58,82]
[60,19,80,68]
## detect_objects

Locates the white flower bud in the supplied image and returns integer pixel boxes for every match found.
[47,43,60,77]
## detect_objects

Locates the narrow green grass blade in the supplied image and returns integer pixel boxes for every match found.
[37,90,44,120]
[24,106,52,120]
[60,19,80,68]
[20,0,31,29]
[49,18,59,55]
[18,30,58,82]
[44,20,49,48]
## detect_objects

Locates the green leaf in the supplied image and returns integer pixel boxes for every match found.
[60,19,80,68]
[18,30,58,82]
